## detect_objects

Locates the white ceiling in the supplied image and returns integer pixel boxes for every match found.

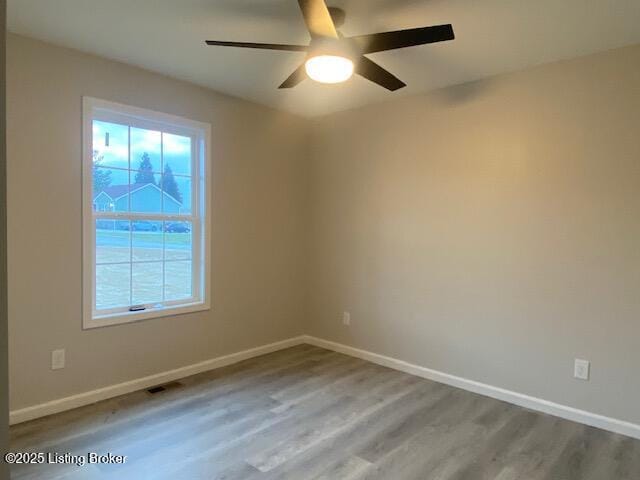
[8,0,640,117]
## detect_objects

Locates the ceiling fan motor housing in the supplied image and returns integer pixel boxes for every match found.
[328,7,346,28]
[308,36,359,60]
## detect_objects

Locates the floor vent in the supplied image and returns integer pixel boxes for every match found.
[146,381,183,394]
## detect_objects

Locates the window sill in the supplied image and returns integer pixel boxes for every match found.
[83,301,210,329]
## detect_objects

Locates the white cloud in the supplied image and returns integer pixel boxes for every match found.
[163,133,191,155]
[92,121,190,169]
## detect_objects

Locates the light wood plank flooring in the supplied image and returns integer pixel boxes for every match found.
[10,344,640,479]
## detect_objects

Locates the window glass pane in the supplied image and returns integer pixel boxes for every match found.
[163,133,191,176]
[92,120,129,170]
[93,167,129,212]
[165,261,192,301]
[96,221,130,264]
[164,221,192,260]
[132,262,163,305]
[129,173,162,213]
[96,264,130,310]
[89,101,206,323]
[162,175,191,215]
[131,127,162,173]
[131,221,163,261]
[114,220,131,231]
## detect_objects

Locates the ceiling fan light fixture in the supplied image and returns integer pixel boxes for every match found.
[305,55,354,84]
[205,0,454,91]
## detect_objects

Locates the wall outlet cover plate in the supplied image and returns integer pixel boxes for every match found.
[574,358,590,380]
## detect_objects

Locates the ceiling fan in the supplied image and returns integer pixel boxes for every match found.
[205,0,455,91]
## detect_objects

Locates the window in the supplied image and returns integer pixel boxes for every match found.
[82,97,210,328]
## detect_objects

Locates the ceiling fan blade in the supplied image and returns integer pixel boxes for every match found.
[279,63,308,89]
[355,56,406,91]
[348,24,454,54]
[297,0,339,39]
[205,40,308,52]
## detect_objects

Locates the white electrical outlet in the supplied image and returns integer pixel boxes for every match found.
[574,359,590,380]
[51,349,66,370]
[342,311,351,326]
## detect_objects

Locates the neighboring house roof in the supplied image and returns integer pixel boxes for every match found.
[94,182,182,206]
[93,191,114,202]
[100,184,132,199]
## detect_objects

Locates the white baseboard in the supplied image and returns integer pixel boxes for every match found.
[302,335,640,440]
[11,334,640,441]
[10,336,307,425]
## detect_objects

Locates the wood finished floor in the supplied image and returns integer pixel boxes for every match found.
[10,344,640,479]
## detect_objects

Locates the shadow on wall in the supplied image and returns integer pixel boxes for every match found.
[431,78,497,107]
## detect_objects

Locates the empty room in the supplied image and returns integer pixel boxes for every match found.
[2,0,640,478]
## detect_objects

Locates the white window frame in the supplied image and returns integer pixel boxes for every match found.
[82,97,211,329]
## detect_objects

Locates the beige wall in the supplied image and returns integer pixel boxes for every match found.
[308,44,640,425]
[7,34,310,410]
[1,1,9,476]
